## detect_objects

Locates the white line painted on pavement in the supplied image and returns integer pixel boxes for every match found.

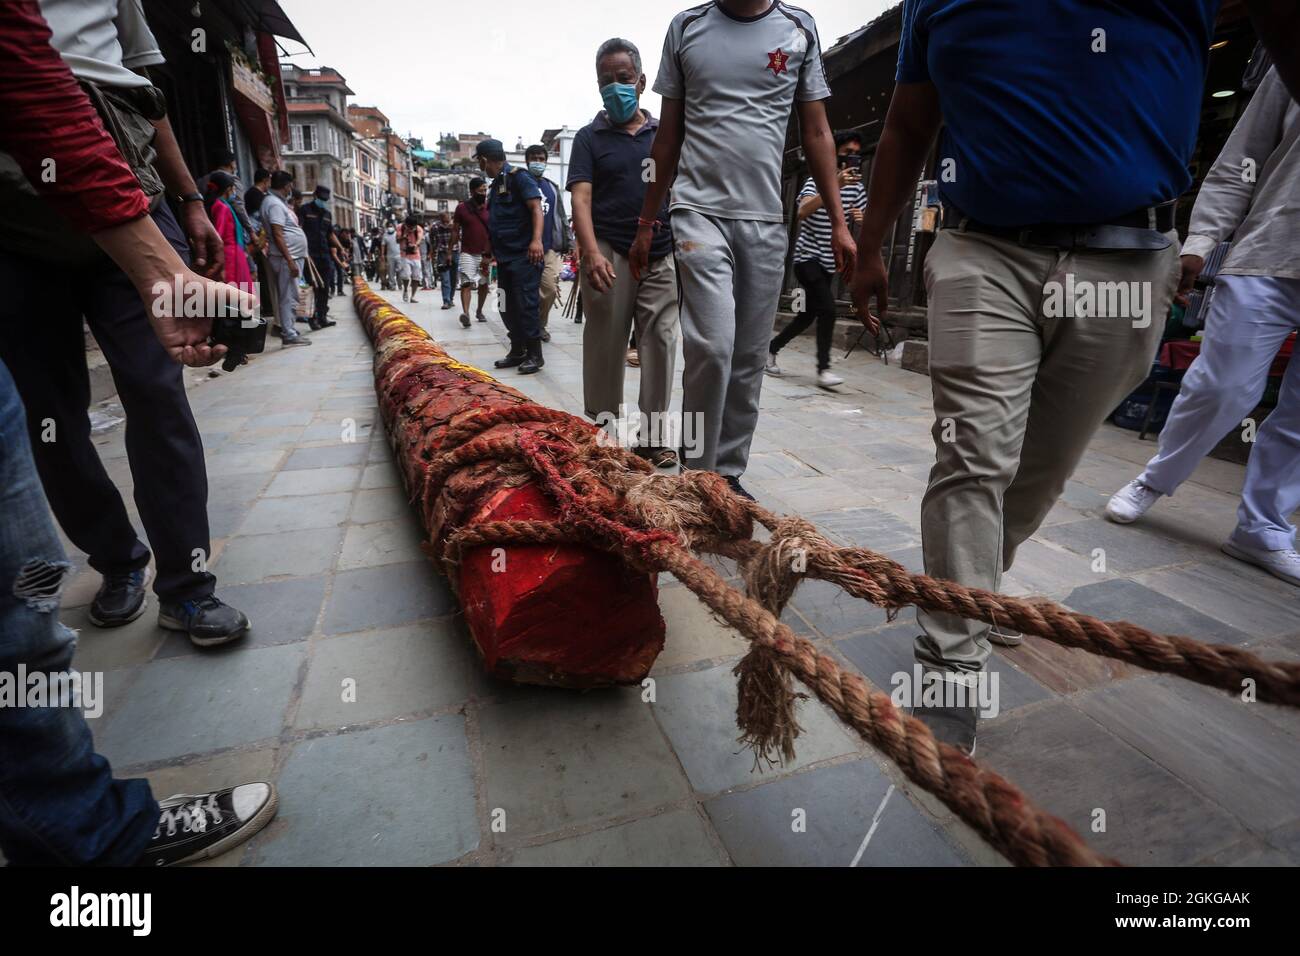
[850,784,895,867]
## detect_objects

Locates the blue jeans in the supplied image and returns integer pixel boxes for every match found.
[0,359,158,865]
[439,262,455,307]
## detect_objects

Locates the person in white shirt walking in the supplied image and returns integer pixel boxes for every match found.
[1107,67,1300,588]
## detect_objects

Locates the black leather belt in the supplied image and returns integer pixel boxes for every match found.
[942,201,1177,251]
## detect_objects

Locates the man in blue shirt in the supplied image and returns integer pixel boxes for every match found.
[849,0,1242,754]
[524,143,569,342]
[475,138,546,374]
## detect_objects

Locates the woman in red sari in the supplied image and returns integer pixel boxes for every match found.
[203,171,254,291]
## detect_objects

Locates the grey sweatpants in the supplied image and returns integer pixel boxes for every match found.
[672,209,788,476]
[917,226,1179,674]
[267,254,303,341]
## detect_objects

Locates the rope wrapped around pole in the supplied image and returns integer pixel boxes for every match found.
[353,280,1300,867]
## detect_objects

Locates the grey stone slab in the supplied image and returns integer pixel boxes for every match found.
[808,507,921,551]
[705,759,969,866]
[252,716,478,866]
[237,492,352,535]
[1136,562,1300,639]
[214,526,343,584]
[283,443,370,471]
[349,486,412,524]
[837,621,1053,714]
[322,560,455,634]
[65,604,166,673]
[477,688,691,836]
[1075,676,1300,831]
[1062,578,1251,647]
[742,451,821,481]
[203,449,286,477]
[978,700,1249,865]
[337,519,426,570]
[255,410,315,428]
[96,643,303,766]
[505,810,725,866]
[786,576,891,638]
[264,466,361,497]
[155,576,327,658]
[295,621,483,728]
[651,663,859,794]
[300,421,374,443]
[358,461,401,489]
[1037,517,1203,573]
[653,584,747,670]
[859,440,936,468]
[1003,538,1115,598]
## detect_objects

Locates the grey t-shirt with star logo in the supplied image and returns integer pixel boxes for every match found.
[653,1,831,224]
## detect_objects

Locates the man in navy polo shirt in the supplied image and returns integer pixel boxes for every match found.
[569,37,680,469]
[850,0,1214,754]
[476,138,546,374]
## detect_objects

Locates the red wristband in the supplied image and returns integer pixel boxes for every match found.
[637,217,660,232]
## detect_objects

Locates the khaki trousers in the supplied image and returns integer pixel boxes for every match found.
[580,239,679,439]
[539,250,561,326]
[917,227,1179,674]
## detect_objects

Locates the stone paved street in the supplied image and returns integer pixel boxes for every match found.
[59,281,1300,866]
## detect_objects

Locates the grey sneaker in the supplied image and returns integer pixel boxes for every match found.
[989,625,1023,647]
[281,336,312,347]
[911,701,978,756]
[1221,540,1300,587]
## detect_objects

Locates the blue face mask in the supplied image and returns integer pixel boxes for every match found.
[527,161,547,177]
[600,82,639,124]
[314,198,327,208]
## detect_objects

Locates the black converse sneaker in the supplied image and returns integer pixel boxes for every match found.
[137,783,278,866]
[158,594,250,647]
[724,475,755,501]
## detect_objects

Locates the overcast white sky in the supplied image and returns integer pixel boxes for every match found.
[277,0,896,147]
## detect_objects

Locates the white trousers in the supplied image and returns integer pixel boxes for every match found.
[1140,274,1300,550]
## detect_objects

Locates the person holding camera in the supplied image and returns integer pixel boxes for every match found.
[766,130,867,389]
[0,0,252,647]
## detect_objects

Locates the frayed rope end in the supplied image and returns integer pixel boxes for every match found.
[733,644,808,769]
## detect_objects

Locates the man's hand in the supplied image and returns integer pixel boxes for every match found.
[837,166,860,189]
[143,268,258,367]
[628,224,653,281]
[850,247,886,337]
[832,222,857,279]
[584,250,617,293]
[1175,253,1205,306]
[178,201,224,278]
[528,239,544,266]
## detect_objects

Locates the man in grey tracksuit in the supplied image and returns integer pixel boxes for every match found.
[630,0,855,498]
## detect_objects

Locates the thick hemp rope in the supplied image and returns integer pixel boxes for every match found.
[353,280,1299,867]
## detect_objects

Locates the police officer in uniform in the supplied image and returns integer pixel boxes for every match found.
[475,138,546,374]
[297,185,338,330]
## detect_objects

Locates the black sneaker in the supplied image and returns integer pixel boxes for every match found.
[540,329,551,342]
[476,312,487,323]
[911,700,978,756]
[137,783,278,866]
[724,475,755,501]
[158,595,250,647]
[459,313,471,328]
[88,568,150,628]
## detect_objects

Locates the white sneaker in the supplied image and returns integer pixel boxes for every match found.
[764,354,782,376]
[817,369,844,389]
[988,625,1023,647]
[1105,479,1163,524]
[1221,540,1300,587]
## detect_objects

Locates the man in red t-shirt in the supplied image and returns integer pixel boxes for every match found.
[451,177,493,327]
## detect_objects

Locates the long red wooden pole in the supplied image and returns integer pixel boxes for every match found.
[354,282,665,687]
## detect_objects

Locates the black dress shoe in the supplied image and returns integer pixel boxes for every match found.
[494,348,527,369]
[911,698,979,756]
[518,338,544,375]
[723,475,755,501]
[88,568,149,627]
[158,595,250,647]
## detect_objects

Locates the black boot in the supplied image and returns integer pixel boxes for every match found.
[518,337,544,375]
[494,342,527,368]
